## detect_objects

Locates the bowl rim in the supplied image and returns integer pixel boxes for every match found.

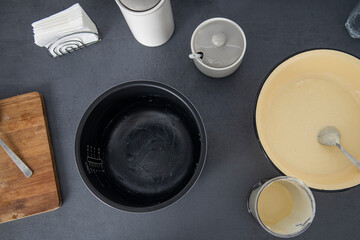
[253,48,360,192]
[75,80,207,212]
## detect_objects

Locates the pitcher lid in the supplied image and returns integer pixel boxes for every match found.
[119,0,161,11]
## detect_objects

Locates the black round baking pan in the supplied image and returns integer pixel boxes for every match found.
[253,48,360,192]
[75,81,207,212]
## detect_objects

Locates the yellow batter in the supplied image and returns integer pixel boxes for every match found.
[256,179,314,235]
[258,181,293,226]
[256,50,360,190]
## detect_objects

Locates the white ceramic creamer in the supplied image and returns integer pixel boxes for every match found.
[190,18,246,78]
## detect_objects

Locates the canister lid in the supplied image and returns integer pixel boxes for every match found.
[120,0,161,12]
[192,18,246,68]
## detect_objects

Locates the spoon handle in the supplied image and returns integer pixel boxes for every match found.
[0,138,33,178]
[336,143,360,171]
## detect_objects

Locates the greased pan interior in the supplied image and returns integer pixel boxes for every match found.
[75,81,207,211]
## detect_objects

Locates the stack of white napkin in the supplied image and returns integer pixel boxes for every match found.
[32,3,100,57]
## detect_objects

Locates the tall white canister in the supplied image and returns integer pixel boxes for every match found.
[115,0,175,47]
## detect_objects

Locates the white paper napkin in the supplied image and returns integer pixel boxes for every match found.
[32,3,100,57]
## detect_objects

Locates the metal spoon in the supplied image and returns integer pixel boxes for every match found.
[189,52,203,59]
[0,138,33,178]
[317,126,360,170]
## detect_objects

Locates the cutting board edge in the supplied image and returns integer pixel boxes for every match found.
[0,203,61,225]
[39,92,62,207]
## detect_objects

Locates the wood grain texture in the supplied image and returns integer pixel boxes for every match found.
[0,92,61,223]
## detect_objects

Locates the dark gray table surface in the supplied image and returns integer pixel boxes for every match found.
[1,0,360,239]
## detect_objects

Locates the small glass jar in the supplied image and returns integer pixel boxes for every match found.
[247,176,316,238]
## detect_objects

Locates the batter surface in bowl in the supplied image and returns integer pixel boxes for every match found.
[267,77,360,174]
[256,50,360,190]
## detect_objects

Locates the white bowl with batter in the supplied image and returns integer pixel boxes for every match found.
[255,49,360,191]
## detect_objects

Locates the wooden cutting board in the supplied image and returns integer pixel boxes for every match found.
[0,92,61,223]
